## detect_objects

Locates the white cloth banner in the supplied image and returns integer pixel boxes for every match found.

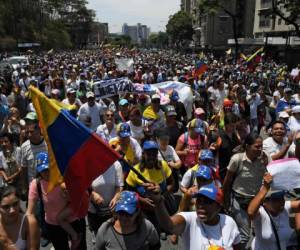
[133,81,194,119]
[115,58,134,73]
[92,78,134,99]
[267,158,300,190]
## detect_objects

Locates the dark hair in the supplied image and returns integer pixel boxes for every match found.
[0,185,18,202]
[0,132,14,143]
[129,107,141,117]
[224,113,238,126]
[244,133,262,148]
[139,153,162,172]
[271,120,286,130]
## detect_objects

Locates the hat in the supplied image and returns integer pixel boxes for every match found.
[143,140,159,150]
[117,123,131,138]
[284,87,292,93]
[277,82,285,87]
[192,183,223,205]
[199,149,214,161]
[194,108,205,116]
[119,99,129,106]
[188,119,205,135]
[170,91,179,101]
[86,91,95,98]
[24,112,37,121]
[278,111,289,118]
[67,88,76,94]
[165,105,177,116]
[195,165,212,180]
[115,191,139,215]
[250,82,258,89]
[151,94,160,100]
[273,91,280,97]
[36,152,49,173]
[265,190,286,200]
[292,105,300,113]
[223,98,233,108]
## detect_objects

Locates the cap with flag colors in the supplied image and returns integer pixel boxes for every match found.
[29,86,120,217]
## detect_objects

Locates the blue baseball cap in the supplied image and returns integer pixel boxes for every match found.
[195,165,212,180]
[193,183,224,205]
[119,98,129,106]
[189,119,205,135]
[115,191,139,215]
[36,152,49,173]
[199,149,214,161]
[170,91,179,101]
[143,140,159,150]
[117,123,131,138]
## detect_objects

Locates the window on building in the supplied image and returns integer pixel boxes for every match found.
[261,0,272,9]
[278,18,282,25]
[259,16,271,27]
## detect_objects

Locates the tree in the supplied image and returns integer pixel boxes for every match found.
[198,0,240,62]
[148,32,168,48]
[269,0,300,35]
[166,11,194,48]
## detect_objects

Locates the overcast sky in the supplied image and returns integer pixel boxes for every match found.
[87,0,181,33]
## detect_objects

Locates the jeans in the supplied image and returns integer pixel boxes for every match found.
[231,196,251,248]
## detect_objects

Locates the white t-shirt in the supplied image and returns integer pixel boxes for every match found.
[263,137,295,160]
[96,124,117,143]
[252,201,296,250]
[288,116,300,133]
[211,89,227,112]
[88,161,123,213]
[179,212,241,250]
[78,102,107,131]
[158,145,179,163]
[247,94,262,119]
[127,121,144,144]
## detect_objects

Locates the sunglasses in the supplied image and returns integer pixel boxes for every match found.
[106,114,114,118]
[1,200,19,211]
[196,196,215,205]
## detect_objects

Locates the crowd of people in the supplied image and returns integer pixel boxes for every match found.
[0,48,299,250]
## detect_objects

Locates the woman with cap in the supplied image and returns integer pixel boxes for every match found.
[145,182,241,250]
[109,123,142,173]
[27,152,87,250]
[180,149,219,195]
[115,99,130,123]
[156,128,181,192]
[95,191,160,250]
[126,141,175,229]
[0,185,39,249]
[223,133,270,248]
[248,173,300,250]
[175,118,208,174]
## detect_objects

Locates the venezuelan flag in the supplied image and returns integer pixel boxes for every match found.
[194,61,208,78]
[29,86,120,216]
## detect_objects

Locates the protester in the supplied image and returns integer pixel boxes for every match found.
[96,109,117,143]
[95,191,160,250]
[27,152,87,250]
[248,173,300,250]
[0,185,39,249]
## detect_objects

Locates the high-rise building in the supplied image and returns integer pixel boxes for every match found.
[122,23,150,44]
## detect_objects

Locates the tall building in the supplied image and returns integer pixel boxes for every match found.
[122,23,150,44]
[183,0,255,49]
[253,0,300,38]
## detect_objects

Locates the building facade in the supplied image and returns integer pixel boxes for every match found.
[88,22,109,45]
[122,23,150,44]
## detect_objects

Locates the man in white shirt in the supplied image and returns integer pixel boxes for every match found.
[78,92,107,131]
[263,120,295,161]
[210,78,227,114]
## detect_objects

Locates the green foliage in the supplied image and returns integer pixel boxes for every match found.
[166,11,194,47]
[0,0,95,50]
[109,35,133,48]
[198,0,221,14]
[148,32,168,48]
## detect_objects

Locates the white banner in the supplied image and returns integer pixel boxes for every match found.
[115,58,134,73]
[92,78,134,99]
[267,158,300,190]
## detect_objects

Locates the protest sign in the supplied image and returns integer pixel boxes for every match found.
[267,158,300,190]
[115,58,134,72]
[92,78,134,99]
